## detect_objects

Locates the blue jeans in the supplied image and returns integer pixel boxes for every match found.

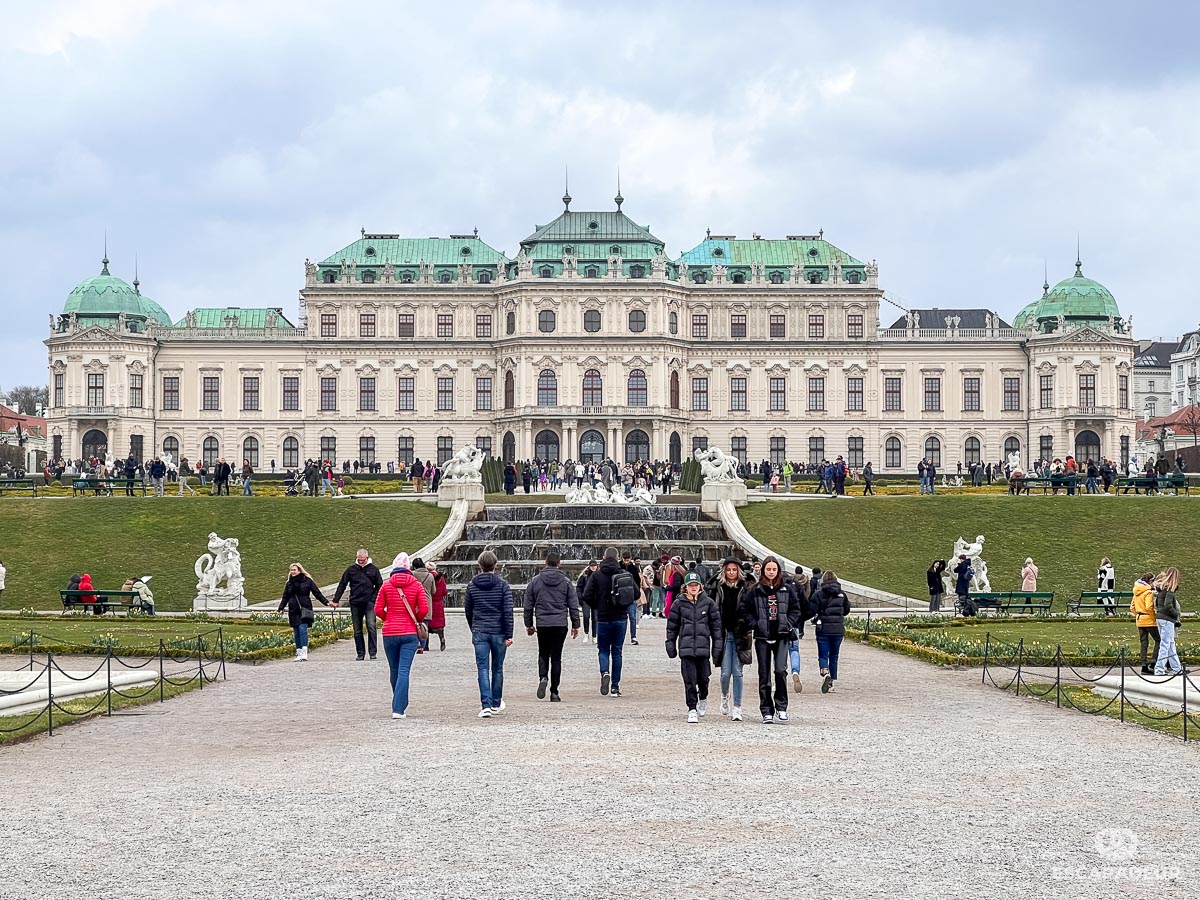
[292,623,309,649]
[1086,476,1098,493]
[720,633,744,706]
[816,633,844,680]
[383,634,419,714]
[322,477,332,496]
[596,618,628,688]
[627,603,638,638]
[472,632,508,709]
[242,477,253,496]
[1155,620,1182,675]
[789,632,801,675]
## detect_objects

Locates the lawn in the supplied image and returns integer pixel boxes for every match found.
[0,498,448,611]
[740,495,1200,610]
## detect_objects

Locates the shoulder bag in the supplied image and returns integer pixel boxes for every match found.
[399,591,430,642]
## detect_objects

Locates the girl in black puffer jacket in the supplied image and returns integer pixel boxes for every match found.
[666,572,724,723]
[812,571,851,693]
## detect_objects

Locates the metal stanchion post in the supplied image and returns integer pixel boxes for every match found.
[1015,639,1023,697]
[1055,644,1061,708]
[197,635,204,688]
[1120,648,1125,723]
[106,649,112,717]
[159,639,165,704]
[982,633,990,684]
[1184,667,1189,742]
[220,627,227,681]
[46,650,53,736]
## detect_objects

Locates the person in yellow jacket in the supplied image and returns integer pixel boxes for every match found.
[1130,573,1160,675]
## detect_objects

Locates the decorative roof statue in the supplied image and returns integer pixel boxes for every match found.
[458,262,472,283]
[185,310,197,328]
[677,259,689,282]
[515,248,531,277]
[562,250,576,274]
[419,260,434,283]
[347,259,356,282]
[381,259,394,284]
[912,311,920,329]
[651,250,665,277]
[1127,314,1134,334]
[304,258,317,284]
[750,261,764,281]
[1056,314,1066,333]
[68,312,78,331]
[945,315,953,329]
[789,264,803,284]
[829,255,842,282]
[117,311,126,331]
[49,313,56,333]
[265,309,279,328]
[952,315,961,328]
[495,262,507,283]
[339,258,349,280]
[608,253,622,278]
[865,259,879,276]
[711,263,727,281]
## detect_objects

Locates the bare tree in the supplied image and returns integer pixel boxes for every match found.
[2,384,48,415]
[1178,404,1200,448]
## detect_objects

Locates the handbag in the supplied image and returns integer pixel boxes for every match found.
[736,632,753,666]
[399,592,430,641]
[300,605,315,625]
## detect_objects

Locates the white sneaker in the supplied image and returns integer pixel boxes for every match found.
[827,683,836,693]
[761,714,774,725]
[777,710,789,723]
[731,706,742,721]
[491,700,506,714]
[294,649,303,661]
[687,709,699,724]
[478,708,493,718]
[392,712,406,719]
[301,647,308,661]
[697,699,708,717]
[719,696,729,716]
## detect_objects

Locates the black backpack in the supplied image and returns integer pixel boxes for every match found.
[611,570,638,607]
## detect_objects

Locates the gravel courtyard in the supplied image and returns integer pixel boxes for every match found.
[1,617,1193,900]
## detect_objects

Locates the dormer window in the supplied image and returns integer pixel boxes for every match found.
[847,271,861,284]
[769,271,784,284]
[629,264,645,278]
[323,270,337,284]
[588,221,599,230]
[609,245,621,255]
[808,248,819,257]
[460,246,471,256]
[732,272,745,284]
[401,272,413,283]
[712,248,724,257]
[808,271,822,284]
[361,270,376,283]
[585,266,599,278]
[563,245,574,255]
[439,272,452,283]
[539,266,553,278]
[365,247,376,257]
[478,270,491,284]
[693,271,708,284]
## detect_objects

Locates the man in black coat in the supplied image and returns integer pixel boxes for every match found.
[333,549,384,660]
[582,547,637,697]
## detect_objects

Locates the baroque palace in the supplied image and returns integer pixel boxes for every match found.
[45,192,1137,473]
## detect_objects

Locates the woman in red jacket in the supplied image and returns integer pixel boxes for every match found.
[375,552,430,719]
[78,573,99,614]
[427,560,448,651]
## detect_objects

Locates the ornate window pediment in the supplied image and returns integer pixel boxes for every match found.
[84,358,108,373]
[355,363,379,377]
[805,363,828,377]
[127,360,146,374]
[580,355,604,370]
[727,363,750,376]
[687,362,713,376]
[845,363,866,377]
[532,355,560,370]
[1075,360,1099,373]
[807,426,828,438]
[766,363,789,377]
[624,354,653,369]
[317,363,339,377]
[472,362,496,376]
[435,363,457,376]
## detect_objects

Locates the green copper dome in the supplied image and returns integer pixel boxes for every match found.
[63,259,171,326]
[1032,261,1119,326]
[1011,299,1040,329]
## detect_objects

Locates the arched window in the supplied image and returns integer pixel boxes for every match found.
[478,270,491,284]
[669,311,678,335]
[535,429,560,462]
[506,311,515,335]
[361,270,375,284]
[669,432,682,466]
[847,271,861,284]
[924,436,942,467]
[624,429,650,462]
[693,271,708,284]
[579,429,605,462]
[669,371,680,409]
[584,310,601,333]
[609,245,621,255]
[243,436,259,467]
[282,436,299,468]
[582,369,603,406]
[400,271,414,283]
[202,436,219,468]
[885,437,901,468]
[323,270,337,283]
[770,271,784,284]
[808,271,822,284]
[537,369,558,406]
[502,431,516,463]
[732,272,745,284]
[629,264,645,278]
[1075,431,1100,462]
[964,436,981,465]
[628,309,646,333]
[538,310,556,333]
[539,266,553,278]
[585,266,599,278]
[627,369,648,407]
[1005,436,1021,459]
[439,271,452,283]
[504,371,515,409]
[162,436,179,460]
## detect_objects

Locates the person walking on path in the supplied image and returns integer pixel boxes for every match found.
[411,558,436,653]
[812,571,851,693]
[149,456,167,497]
[862,461,875,495]
[577,560,598,643]
[927,560,946,613]
[524,550,581,702]
[786,568,812,692]
[713,558,750,721]
[1152,568,1184,677]
[333,549,383,660]
[1097,557,1117,617]
[739,556,801,724]
[1130,573,1160,675]
[621,552,641,645]
[464,550,514,717]
[1020,558,1038,592]
[666,572,724,724]
[662,556,685,620]
[277,563,337,662]
[426,561,448,651]
[582,547,639,698]
[375,552,430,719]
[241,459,254,496]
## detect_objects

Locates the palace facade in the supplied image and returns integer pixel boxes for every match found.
[45,195,1138,473]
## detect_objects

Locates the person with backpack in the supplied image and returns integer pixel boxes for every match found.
[666,572,724,723]
[953,554,975,616]
[738,556,802,724]
[524,550,581,702]
[812,571,851,693]
[464,550,514,718]
[582,547,638,697]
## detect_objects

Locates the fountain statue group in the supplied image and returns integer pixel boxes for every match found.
[194,532,246,610]
[566,483,658,505]
[942,534,991,594]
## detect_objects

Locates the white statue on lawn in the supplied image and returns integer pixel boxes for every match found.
[694,446,741,482]
[195,532,246,608]
[942,534,990,594]
[440,445,485,483]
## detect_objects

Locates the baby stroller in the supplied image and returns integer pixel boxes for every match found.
[284,474,304,497]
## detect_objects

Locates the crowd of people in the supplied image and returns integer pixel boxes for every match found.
[281,545,851,725]
[500,458,678,496]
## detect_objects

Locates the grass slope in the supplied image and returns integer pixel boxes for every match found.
[0,498,448,611]
[740,495,1200,610]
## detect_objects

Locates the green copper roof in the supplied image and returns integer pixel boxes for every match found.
[1011,298,1040,329]
[319,236,508,267]
[173,307,296,328]
[521,210,665,247]
[63,259,171,326]
[1032,262,1120,323]
[677,237,864,268]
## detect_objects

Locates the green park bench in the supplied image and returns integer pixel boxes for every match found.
[964,592,1009,615]
[999,592,1054,614]
[72,478,148,497]
[1117,474,1190,495]
[0,478,37,497]
[60,588,145,614]
[1010,476,1080,495]
[1068,591,1134,615]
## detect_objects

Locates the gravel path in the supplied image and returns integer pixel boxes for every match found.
[1,618,1193,899]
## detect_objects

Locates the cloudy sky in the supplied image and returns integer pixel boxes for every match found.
[4,0,1200,389]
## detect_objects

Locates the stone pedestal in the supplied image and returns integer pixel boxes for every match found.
[437,480,485,516]
[193,589,247,612]
[701,480,748,515]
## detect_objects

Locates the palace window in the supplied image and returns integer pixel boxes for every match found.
[439,271,452,283]
[670,371,680,409]
[358,377,376,412]
[320,313,337,337]
[539,266,553,278]
[628,310,646,333]
[848,436,864,468]
[359,312,376,337]
[359,437,375,466]
[808,271,822,284]
[770,376,787,411]
[243,436,259,467]
[476,377,493,411]
[693,271,707,284]
[965,436,981,465]
[476,314,493,338]
[847,271,861,284]
[584,310,601,333]
[923,377,942,412]
[1079,373,1096,408]
[86,372,105,407]
[475,437,492,455]
[1040,374,1054,409]
[924,436,942,467]
[283,437,299,468]
[885,377,902,411]
[1005,437,1021,459]
[203,437,219,467]
[320,436,336,462]
[437,313,453,338]
[769,271,784,284]
[1040,435,1054,461]
[163,436,180,462]
[537,370,558,407]
[692,377,709,411]
[323,270,337,284]
[1003,377,1021,411]
[669,312,678,335]
[769,437,786,468]
[319,376,337,411]
[478,270,492,284]
[437,436,454,465]
[732,272,745,284]
[963,377,981,412]
[437,376,454,411]
[629,264,645,278]
[885,437,901,468]
[847,376,864,411]
[585,266,599,278]
[847,313,864,338]
[691,313,708,338]
[807,377,825,412]
[53,372,64,408]
[731,436,747,465]
[627,370,648,407]
[808,315,825,338]
[242,376,260,411]
[539,310,556,333]
[582,370,603,406]
[361,270,375,284]
[730,376,747,411]
[128,373,143,409]
[162,376,180,411]
[692,436,708,453]
[202,376,220,411]
[506,311,516,335]
[282,376,299,411]
[503,371,515,409]
[398,436,414,466]
[809,437,825,466]
[730,313,747,339]
[770,314,786,339]
[398,313,415,338]
[1119,374,1129,409]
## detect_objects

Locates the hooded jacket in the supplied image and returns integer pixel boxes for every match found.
[582,557,630,622]
[666,588,724,661]
[524,565,581,629]
[277,573,329,628]
[1155,589,1182,627]
[812,580,851,637]
[333,561,383,606]
[465,571,514,638]
[712,574,750,636]
[430,573,448,629]
[77,573,97,604]
[375,569,430,636]
[1130,579,1157,627]
[739,578,802,641]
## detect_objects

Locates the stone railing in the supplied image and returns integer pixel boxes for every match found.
[877,327,1026,341]
[147,325,308,341]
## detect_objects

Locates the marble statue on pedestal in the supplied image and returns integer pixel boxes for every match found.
[440,445,485,483]
[694,446,741,483]
[194,532,246,609]
[942,534,990,595]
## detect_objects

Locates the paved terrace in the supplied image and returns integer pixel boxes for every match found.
[0,619,1193,899]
